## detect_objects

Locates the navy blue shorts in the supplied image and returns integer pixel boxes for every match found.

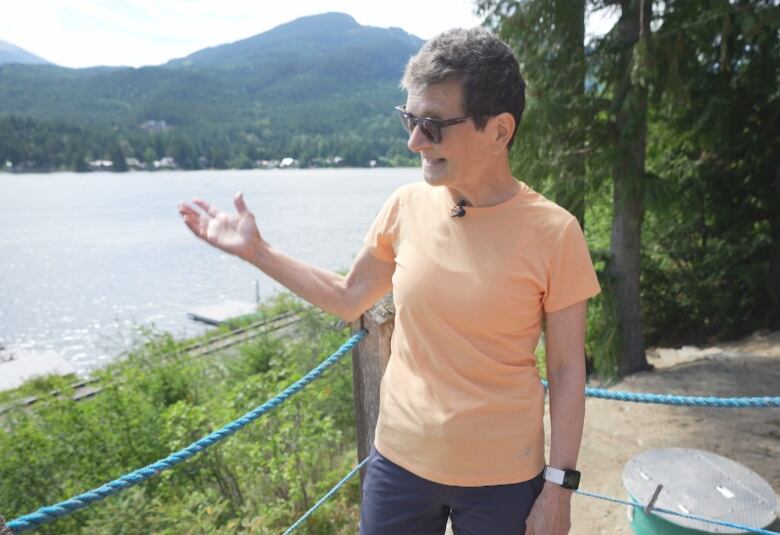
[359,446,544,535]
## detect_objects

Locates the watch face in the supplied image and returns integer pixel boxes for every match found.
[562,470,581,490]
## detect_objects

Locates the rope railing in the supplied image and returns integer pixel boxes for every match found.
[275,458,780,535]
[3,329,367,534]
[541,379,780,407]
[283,457,370,534]
[576,488,780,535]
[2,330,778,534]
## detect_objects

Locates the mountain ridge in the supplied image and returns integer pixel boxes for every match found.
[0,40,52,66]
[0,12,424,123]
[0,13,424,170]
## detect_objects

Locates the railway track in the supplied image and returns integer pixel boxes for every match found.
[0,311,306,415]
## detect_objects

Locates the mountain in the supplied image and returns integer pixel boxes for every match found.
[0,13,423,170]
[0,12,424,124]
[170,13,421,89]
[171,12,420,70]
[0,40,52,66]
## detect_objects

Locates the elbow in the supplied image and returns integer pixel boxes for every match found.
[338,302,366,324]
[338,310,361,324]
[333,294,362,324]
[337,281,369,324]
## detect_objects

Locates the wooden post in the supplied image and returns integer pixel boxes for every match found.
[351,294,395,491]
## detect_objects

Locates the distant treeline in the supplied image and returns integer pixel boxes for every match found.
[0,115,418,172]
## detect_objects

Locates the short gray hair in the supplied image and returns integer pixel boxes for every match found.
[402,27,525,149]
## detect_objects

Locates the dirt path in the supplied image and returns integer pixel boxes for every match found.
[556,330,780,534]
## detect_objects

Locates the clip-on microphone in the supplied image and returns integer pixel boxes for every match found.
[450,200,467,218]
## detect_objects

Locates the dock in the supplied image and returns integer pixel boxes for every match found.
[187,300,258,326]
[0,348,78,392]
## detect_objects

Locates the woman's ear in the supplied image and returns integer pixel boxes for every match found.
[491,112,515,153]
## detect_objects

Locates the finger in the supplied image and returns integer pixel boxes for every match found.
[193,198,220,218]
[180,211,208,240]
[177,202,199,217]
[234,191,248,215]
[178,204,205,232]
[177,202,200,228]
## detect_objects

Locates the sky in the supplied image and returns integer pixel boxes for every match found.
[2,1,618,69]
[2,0,482,68]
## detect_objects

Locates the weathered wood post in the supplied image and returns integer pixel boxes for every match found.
[351,294,395,490]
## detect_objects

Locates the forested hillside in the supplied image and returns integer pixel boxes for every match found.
[0,13,422,171]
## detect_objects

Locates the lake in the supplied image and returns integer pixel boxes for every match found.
[0,168,419,372]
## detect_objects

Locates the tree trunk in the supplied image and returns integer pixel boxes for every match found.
[607,0,652,375]
[769,165,780,329]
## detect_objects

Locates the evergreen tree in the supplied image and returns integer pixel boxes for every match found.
[110,144,128,172]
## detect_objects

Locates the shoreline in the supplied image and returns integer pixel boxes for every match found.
[0,164,421,175]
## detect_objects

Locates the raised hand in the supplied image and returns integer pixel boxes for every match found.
[177,191,265,261]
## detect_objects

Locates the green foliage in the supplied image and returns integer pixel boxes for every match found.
[0,373,75,406]
[479,0,591,225]
[0,296,361,534]
[585,269,623,379]
[481,0,779,375]
[638,0,780,343]
[110,143,128,172]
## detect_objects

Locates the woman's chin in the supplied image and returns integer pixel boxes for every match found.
[422,160,448,186]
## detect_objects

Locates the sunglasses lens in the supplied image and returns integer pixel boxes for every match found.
[396,109,441,143]
[420,120,440,143]
[397,110,413,134]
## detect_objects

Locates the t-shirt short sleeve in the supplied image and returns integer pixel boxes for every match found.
[362,189,401,263]
[542,216,601,313]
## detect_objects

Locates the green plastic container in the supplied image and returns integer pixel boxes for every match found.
[627,494,750,535]
[623,448,778,535]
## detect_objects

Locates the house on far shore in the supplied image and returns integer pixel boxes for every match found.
[256,159,280,169]
[88,159,113,170]
[153,157,177,170]
[125,157,145,170]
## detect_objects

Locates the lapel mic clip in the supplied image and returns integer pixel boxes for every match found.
[450,200,467,218]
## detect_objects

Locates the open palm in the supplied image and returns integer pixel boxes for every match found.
[178,192,264,261]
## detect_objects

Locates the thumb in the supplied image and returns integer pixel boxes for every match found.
[234,191,249,215]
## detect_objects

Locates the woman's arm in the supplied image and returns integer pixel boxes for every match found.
[525,299,587,535]
[248,244,394,322]
[178,192,394,322]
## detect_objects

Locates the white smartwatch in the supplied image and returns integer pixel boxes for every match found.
[543,466,581,490]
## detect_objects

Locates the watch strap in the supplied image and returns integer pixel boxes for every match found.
[543,466,566,485]
[544,466,580,490]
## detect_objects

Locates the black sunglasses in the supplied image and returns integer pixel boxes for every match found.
[394,105,470,144]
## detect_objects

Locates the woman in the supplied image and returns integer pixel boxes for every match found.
[179,27,600,535]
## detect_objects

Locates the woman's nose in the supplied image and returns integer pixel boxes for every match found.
[407,124,432,153]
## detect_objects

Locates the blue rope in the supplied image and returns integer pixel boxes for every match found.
[280,462,780,535]
[283,457,369,534]
[540,380,780,407]
[576,488,780,535]
[6,330,367,534]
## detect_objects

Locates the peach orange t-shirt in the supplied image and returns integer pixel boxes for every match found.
[363,180,600,486]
